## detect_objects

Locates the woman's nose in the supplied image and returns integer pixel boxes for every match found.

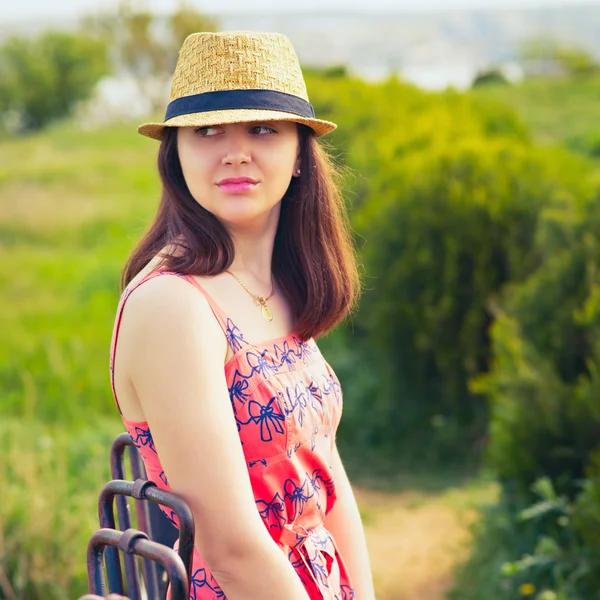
[221,130,252,166]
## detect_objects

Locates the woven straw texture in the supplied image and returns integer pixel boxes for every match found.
[171,31,309,100]
[137,31,337,140]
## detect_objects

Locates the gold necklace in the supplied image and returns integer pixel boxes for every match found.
[226,270,275,322]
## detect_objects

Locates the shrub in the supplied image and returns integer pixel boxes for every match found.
[0,31,108,134]
[451,466,600,600]
[453,150,600,600]
[474,180,600,497]
[472,68,510,88]
[342,139,592,466]
[303,73,545,465]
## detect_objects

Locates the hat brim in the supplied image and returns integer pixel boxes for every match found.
[137,108,336,140]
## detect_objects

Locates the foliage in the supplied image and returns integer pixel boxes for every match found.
[566,129,600,158]
[520,36,599,78]
[82,0,218,112]
[451,94,600,598]
[448,498,515,600]
[0,417,122,600]
[472,68,510,88]
[305,73,594,466]
[451,465,600,600]
[471,74,600,157]
[0,122,159,424]
[472,178,600,497]
[0,32,109,134]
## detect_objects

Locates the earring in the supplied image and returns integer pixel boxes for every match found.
[296,168,301,175]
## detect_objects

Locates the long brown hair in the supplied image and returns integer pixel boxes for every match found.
[122,124,361,340]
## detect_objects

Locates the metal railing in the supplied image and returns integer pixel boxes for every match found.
[83,528,188,599]
[77,433,194,600]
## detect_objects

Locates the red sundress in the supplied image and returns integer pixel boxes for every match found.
[109,269,355,600]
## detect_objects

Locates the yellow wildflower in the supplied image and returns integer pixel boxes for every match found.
[519,583,536,596]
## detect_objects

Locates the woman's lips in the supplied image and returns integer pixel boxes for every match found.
[217,181,257,194]
[217,177,258,194]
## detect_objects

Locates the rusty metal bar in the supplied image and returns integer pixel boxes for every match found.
[110,434,160,599]
[98,479,139,599]
[108,435,139,597]
[85,528,188,600]
[128,446,160,599]
[98,479,195,597]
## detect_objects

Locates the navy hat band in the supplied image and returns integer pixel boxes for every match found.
[165,89,316,121]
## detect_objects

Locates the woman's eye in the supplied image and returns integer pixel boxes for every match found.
[194,126,220,136]
[252,125,277,135]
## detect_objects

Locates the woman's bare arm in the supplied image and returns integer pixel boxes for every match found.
[117,275,310,600]
[324,444,376,600]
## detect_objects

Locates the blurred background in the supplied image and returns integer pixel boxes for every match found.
[2,0,600,598]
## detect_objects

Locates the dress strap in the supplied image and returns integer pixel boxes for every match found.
[109,269,168,416]
[178,274,231,335]
[179,273,251,355]
[109,269,246,416]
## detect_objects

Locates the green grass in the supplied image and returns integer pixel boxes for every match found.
[0,121,162,424]
[0,122,163,597]
[2,74,599,598]
[0,417,124,599]
[471,76,600,154]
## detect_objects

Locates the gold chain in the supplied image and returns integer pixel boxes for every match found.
[225,270,275,322]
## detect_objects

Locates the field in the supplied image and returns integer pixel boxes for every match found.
[3,72,598,598]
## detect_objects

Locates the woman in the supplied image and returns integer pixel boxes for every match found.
[109,31,375,600]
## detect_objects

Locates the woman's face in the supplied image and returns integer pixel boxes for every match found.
[177,121,301,231]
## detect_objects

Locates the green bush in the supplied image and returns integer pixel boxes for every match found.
[301,74,545,465]
[452,146,600,598]
[566,129,600,158]
[471,75,600,157]
[448,500,515,600]
[474,180,600,497]
[472,68,510,88]
[0,31,109,134]
[451,465,600,600]
[338,138,591,465]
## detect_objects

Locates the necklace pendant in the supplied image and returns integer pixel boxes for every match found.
[261,304,273,322]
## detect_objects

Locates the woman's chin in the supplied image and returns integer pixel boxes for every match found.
[209,200,281,231]
[216,209,272,230]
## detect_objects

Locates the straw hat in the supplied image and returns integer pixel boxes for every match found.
[138,31,337,140]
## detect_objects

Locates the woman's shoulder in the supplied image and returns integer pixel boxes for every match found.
[122,270,207,327]
[118,249,219,339]
[116,271,228,386]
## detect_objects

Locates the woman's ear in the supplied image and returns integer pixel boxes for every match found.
[293,158,302,178]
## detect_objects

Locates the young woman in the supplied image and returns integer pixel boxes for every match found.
[109,31,375,600]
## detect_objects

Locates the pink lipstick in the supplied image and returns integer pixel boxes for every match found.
[217,176,258,194]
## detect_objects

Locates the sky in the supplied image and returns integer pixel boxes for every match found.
[3,0,600,22]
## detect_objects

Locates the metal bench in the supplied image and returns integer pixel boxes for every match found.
[81,527,188,600]
[77,433,195,600]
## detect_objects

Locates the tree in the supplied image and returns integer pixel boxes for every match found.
[519,36,598,78]
[0,31,109,134]
[472,67,509,88]
[82,0,218,113]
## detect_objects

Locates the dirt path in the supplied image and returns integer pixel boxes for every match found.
[355,482,497,600]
